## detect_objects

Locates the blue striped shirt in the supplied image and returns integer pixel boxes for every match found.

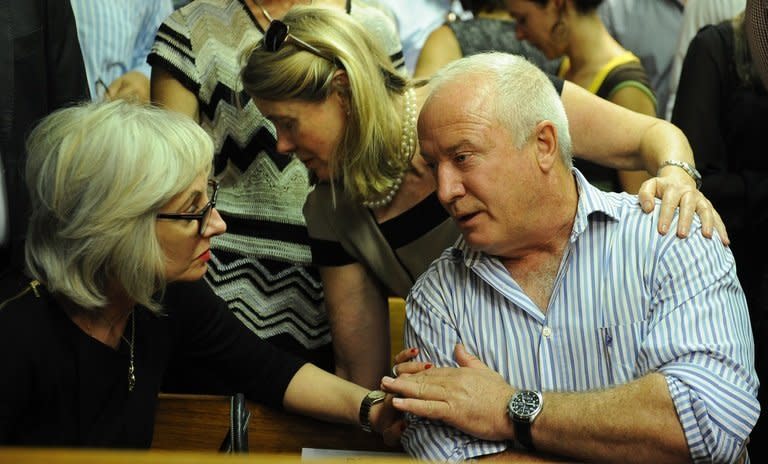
[402,170,759,462]
[71,0,173,100]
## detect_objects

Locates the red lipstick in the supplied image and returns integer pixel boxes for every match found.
[197,249,211,262]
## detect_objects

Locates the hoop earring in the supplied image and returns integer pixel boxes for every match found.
[551,17,568,46]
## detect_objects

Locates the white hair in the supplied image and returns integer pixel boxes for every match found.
[427,52,572,167]
[25,100,213,312]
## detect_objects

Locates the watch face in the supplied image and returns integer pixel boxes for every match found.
[510,391,541,418]
[368,390,387,402]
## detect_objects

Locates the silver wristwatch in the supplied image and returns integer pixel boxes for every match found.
[657,160,702,189]
[507,390,543,450]
[359,390,386,433]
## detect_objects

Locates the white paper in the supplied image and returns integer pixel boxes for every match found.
[301,447,407,460]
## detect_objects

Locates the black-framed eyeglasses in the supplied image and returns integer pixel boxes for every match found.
[258,4,337,64]
[157,180,220,236]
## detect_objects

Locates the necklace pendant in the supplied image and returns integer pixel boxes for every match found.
[125,310,136,392]
[128,365,136,392]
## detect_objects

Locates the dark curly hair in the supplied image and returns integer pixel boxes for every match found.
[459,0,508,14]
[746,0,768,89]
[527,0,604,14]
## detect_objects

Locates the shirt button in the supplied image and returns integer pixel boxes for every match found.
[542,326,552,338]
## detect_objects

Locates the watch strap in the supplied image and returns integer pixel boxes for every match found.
[512,418,535,450]
[359,390,386,433]
[508,390,543,450]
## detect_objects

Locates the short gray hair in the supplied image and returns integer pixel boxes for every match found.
[427,52,572,167]
[25,100,214,312]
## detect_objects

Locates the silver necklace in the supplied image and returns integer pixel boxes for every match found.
[120,311,136,392]
[362,87,417,209]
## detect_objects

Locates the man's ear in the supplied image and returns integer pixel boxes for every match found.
[534,120,559,172]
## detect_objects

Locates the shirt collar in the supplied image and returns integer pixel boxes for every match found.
[452,168,622,265]
[570,168,621,240]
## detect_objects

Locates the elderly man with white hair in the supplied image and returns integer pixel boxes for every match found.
[382,52,759,463]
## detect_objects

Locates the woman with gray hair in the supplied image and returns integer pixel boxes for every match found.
[0,100,399,447]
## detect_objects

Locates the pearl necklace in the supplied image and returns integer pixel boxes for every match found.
[362,87,417,209]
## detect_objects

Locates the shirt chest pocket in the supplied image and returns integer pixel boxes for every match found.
[598,319,650,386]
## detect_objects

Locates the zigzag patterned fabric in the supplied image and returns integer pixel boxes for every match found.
[149,0,404,354]
[149,0,328,349]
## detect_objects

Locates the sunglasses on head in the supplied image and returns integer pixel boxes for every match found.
[258,4,337,64]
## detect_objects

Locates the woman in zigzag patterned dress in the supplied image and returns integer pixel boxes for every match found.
[148,0,404,375]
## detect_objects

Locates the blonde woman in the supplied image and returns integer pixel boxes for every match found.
[149,0,403,372]
[243,5,726,389]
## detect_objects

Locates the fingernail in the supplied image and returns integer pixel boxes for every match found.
[382,376,395,384]
[425,363,432,369]
[660,222,668,234]
[643,201,652,211]
[393,398,403,406]
[410,348,417,354]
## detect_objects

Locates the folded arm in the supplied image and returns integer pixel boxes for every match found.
[386,234,757,462]
[384,345,689,463]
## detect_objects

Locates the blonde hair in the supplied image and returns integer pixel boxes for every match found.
[24,100,213,312]
[241,5,411,204]
[428,52,573,167]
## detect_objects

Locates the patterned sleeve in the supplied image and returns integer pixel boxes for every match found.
[645,224,759,463]
[147,7,201,95]
[401,252,509,461]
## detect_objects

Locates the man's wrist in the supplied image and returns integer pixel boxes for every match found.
[507,390,543,450]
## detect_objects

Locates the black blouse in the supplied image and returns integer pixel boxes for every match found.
[0,278,305,448]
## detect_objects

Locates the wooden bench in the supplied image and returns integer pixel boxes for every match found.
[152,393,395,453]
[389,297,406,362]
[152,299,408,453]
